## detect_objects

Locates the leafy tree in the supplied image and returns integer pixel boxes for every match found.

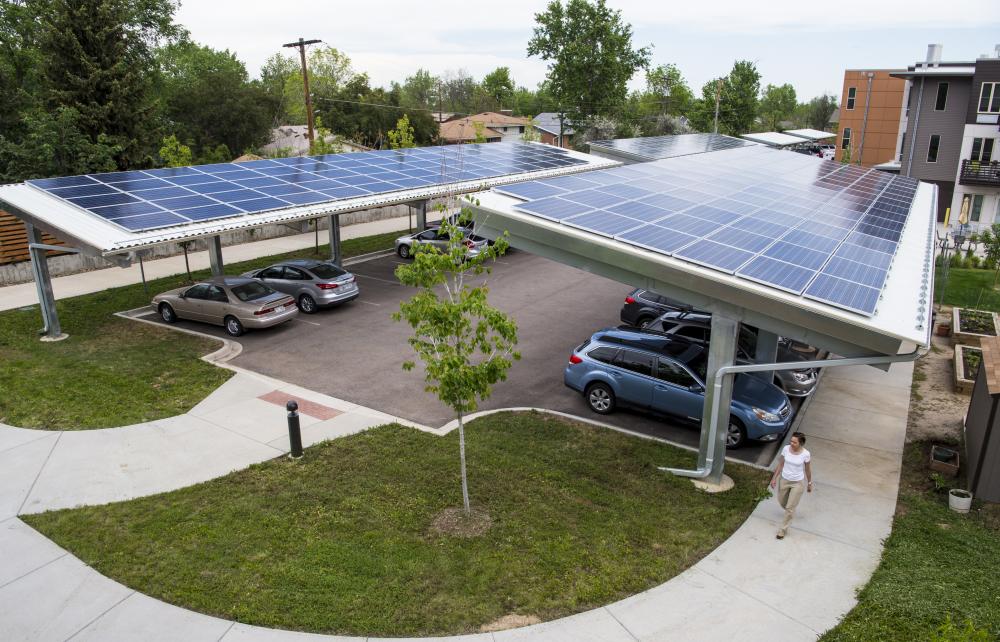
[400,68,438,110]
[0,106,119,181]
[0,0,46,140]
[978,223,1000,285]
[473,121,487,144]
[259,52,300,126]
[158,134,191,167]
[806,93,838,131]
[482,66,515,110]
[41,0,180,169]
[155,40,272,161]
[199,143,231,164]
[394,205,519,515]
[387,114,416,149]
[308,116,342,155]
[283,46,357,125]
[644,64,693,116]
[521,118,541,143]
[527,0,651,124]
[759,83,797,131]
[688,77,725,133]
[441,68,479,114]
[721,60,760,135]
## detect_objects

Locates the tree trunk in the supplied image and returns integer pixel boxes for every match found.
[457,411,471,515]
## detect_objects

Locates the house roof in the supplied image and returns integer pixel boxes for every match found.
[439,119,503,141]
[469,112,530,126]
[533,112,575,136]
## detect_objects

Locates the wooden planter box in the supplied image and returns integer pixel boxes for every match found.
[954,344,983,394]
[951,308,1000,347]
[930,445,961,478]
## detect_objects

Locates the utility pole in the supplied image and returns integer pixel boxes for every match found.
[282,37,322,145]
[713,79,723,134]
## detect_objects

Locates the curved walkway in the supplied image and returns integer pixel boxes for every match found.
[0,360,913,641]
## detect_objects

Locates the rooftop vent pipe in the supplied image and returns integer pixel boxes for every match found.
[926,44,943,67]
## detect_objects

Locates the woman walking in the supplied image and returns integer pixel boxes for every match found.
[770,432,812,539]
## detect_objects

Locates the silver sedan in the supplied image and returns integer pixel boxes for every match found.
[152,277,298,336]
[242,259,359,313]
[395,227,488,259]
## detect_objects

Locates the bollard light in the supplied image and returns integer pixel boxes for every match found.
[286,400,303,459]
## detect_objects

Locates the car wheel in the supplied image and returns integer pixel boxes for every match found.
[159,303,177,323]
[397,244,411,259]
[298,294,317,314]
[638,316,654,329]
[726,416,747,449]
[585,382,616,415]
[224,315,244,337]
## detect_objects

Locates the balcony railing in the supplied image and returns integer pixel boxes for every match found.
[960,159,1000,187]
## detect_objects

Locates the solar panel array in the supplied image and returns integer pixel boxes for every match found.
[26,143,588,233]
[493,145,920,317]
[588,133,757,160]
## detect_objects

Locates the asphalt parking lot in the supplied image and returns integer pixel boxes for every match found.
[145,250,802,465]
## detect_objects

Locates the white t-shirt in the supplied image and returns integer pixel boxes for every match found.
[780,445,811,482]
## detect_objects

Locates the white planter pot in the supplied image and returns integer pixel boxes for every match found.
[949,489,973,513]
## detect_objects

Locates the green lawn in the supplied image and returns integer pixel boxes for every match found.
[934,267,1000,311]
[24,412,769,636]
[820,442,1000,641]
[0,230,406,429]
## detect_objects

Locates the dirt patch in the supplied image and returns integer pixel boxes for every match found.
[906,326,967,443]
[480,614,542,632]
[429,506,493,538]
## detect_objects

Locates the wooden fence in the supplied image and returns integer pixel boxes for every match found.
[0,210,66,265]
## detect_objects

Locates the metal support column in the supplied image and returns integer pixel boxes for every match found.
[754,330,780,383]
[208,236,224,277]
[327,214,341,265]
[414,200,427,231]
[704,315,739,484]
[25,223,66,341]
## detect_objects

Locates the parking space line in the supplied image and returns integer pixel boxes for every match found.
[353,273,401,285]
[293,318,322,326]
[358,300,381,307]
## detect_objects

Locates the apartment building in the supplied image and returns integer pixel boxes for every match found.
[895,45,1000,223]
[836,70,908,167]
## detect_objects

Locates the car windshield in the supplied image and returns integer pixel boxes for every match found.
[231,282,273,302]
[308,263,346,279]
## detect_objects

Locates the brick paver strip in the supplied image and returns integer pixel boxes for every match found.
[258,390,343,421]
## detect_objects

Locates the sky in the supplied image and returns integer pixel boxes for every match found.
[175,0,1000,102]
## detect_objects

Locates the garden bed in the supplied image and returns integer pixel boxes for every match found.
[951,307,1000,347]
[954,344,983,394]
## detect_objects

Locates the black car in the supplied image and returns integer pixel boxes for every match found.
[620,288,692,328]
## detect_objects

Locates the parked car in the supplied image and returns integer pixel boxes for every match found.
[564,327,793,448]
[153,277,297,337]
[242,259,358,313]
[395,227,488,259]
[620,288,693,328]
[646,309,818,397]
[819,144,836,161]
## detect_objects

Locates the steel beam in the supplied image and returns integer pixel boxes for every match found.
[702,314,738,482]
[754,330,780,382]
[328,214,342,265]
[25,223,66,341]
[207,236,224,276]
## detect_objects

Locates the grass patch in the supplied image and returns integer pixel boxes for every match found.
[0,230,405,429]
[24,412,769,636]
[934,268,1000,311]
[819,442,1000,641]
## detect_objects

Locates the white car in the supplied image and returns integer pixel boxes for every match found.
[819,144,835,161]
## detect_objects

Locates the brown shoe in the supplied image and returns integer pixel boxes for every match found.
[776,532,785,540]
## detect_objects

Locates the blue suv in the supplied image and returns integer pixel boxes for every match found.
[564,327,793,448]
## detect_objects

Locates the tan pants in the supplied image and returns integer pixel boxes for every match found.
[777,477,806,535]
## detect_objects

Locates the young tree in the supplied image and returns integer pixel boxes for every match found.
[527,0,651,124]
[806,93,838,131]
[721,60,761,135]
[759,83,798,131]
[473,121,487,144]
[400,68,438,110]
[158,134,192,167]
[387,114,416,149]
[394,205,520,515]
[645,64,693,116]
[978,223,1000,285]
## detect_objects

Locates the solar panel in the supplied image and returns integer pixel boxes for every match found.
[27,142,589,233]
[499,144,921,316]
[589,133,757,161]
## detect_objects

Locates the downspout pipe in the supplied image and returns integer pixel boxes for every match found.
[905,76,925,177]
[662,337,931,479]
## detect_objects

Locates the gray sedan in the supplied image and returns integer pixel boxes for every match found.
[242,259,359,313]
[395,228,487,259]
[152,277,297,336]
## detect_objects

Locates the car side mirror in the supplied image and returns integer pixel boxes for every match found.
[689,384,703,392]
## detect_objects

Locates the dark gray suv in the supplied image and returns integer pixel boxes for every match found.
[647,310,819,397]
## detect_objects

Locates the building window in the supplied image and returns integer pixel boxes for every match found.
[934,82,949,111]
[971,138,995,162]
[841,127,852,150]
[927,134,941,163]
[971,195,985,222]
[519,126,525,133]
[846,87,856,110]
[980,82,1000,114]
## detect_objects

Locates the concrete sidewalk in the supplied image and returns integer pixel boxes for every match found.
[0,214,415,312]
[0,357,913,641]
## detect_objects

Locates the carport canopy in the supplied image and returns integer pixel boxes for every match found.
[783,128,837,142]
[0,142,616,339]
[471,142,935,486]
[740,131,812,148]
